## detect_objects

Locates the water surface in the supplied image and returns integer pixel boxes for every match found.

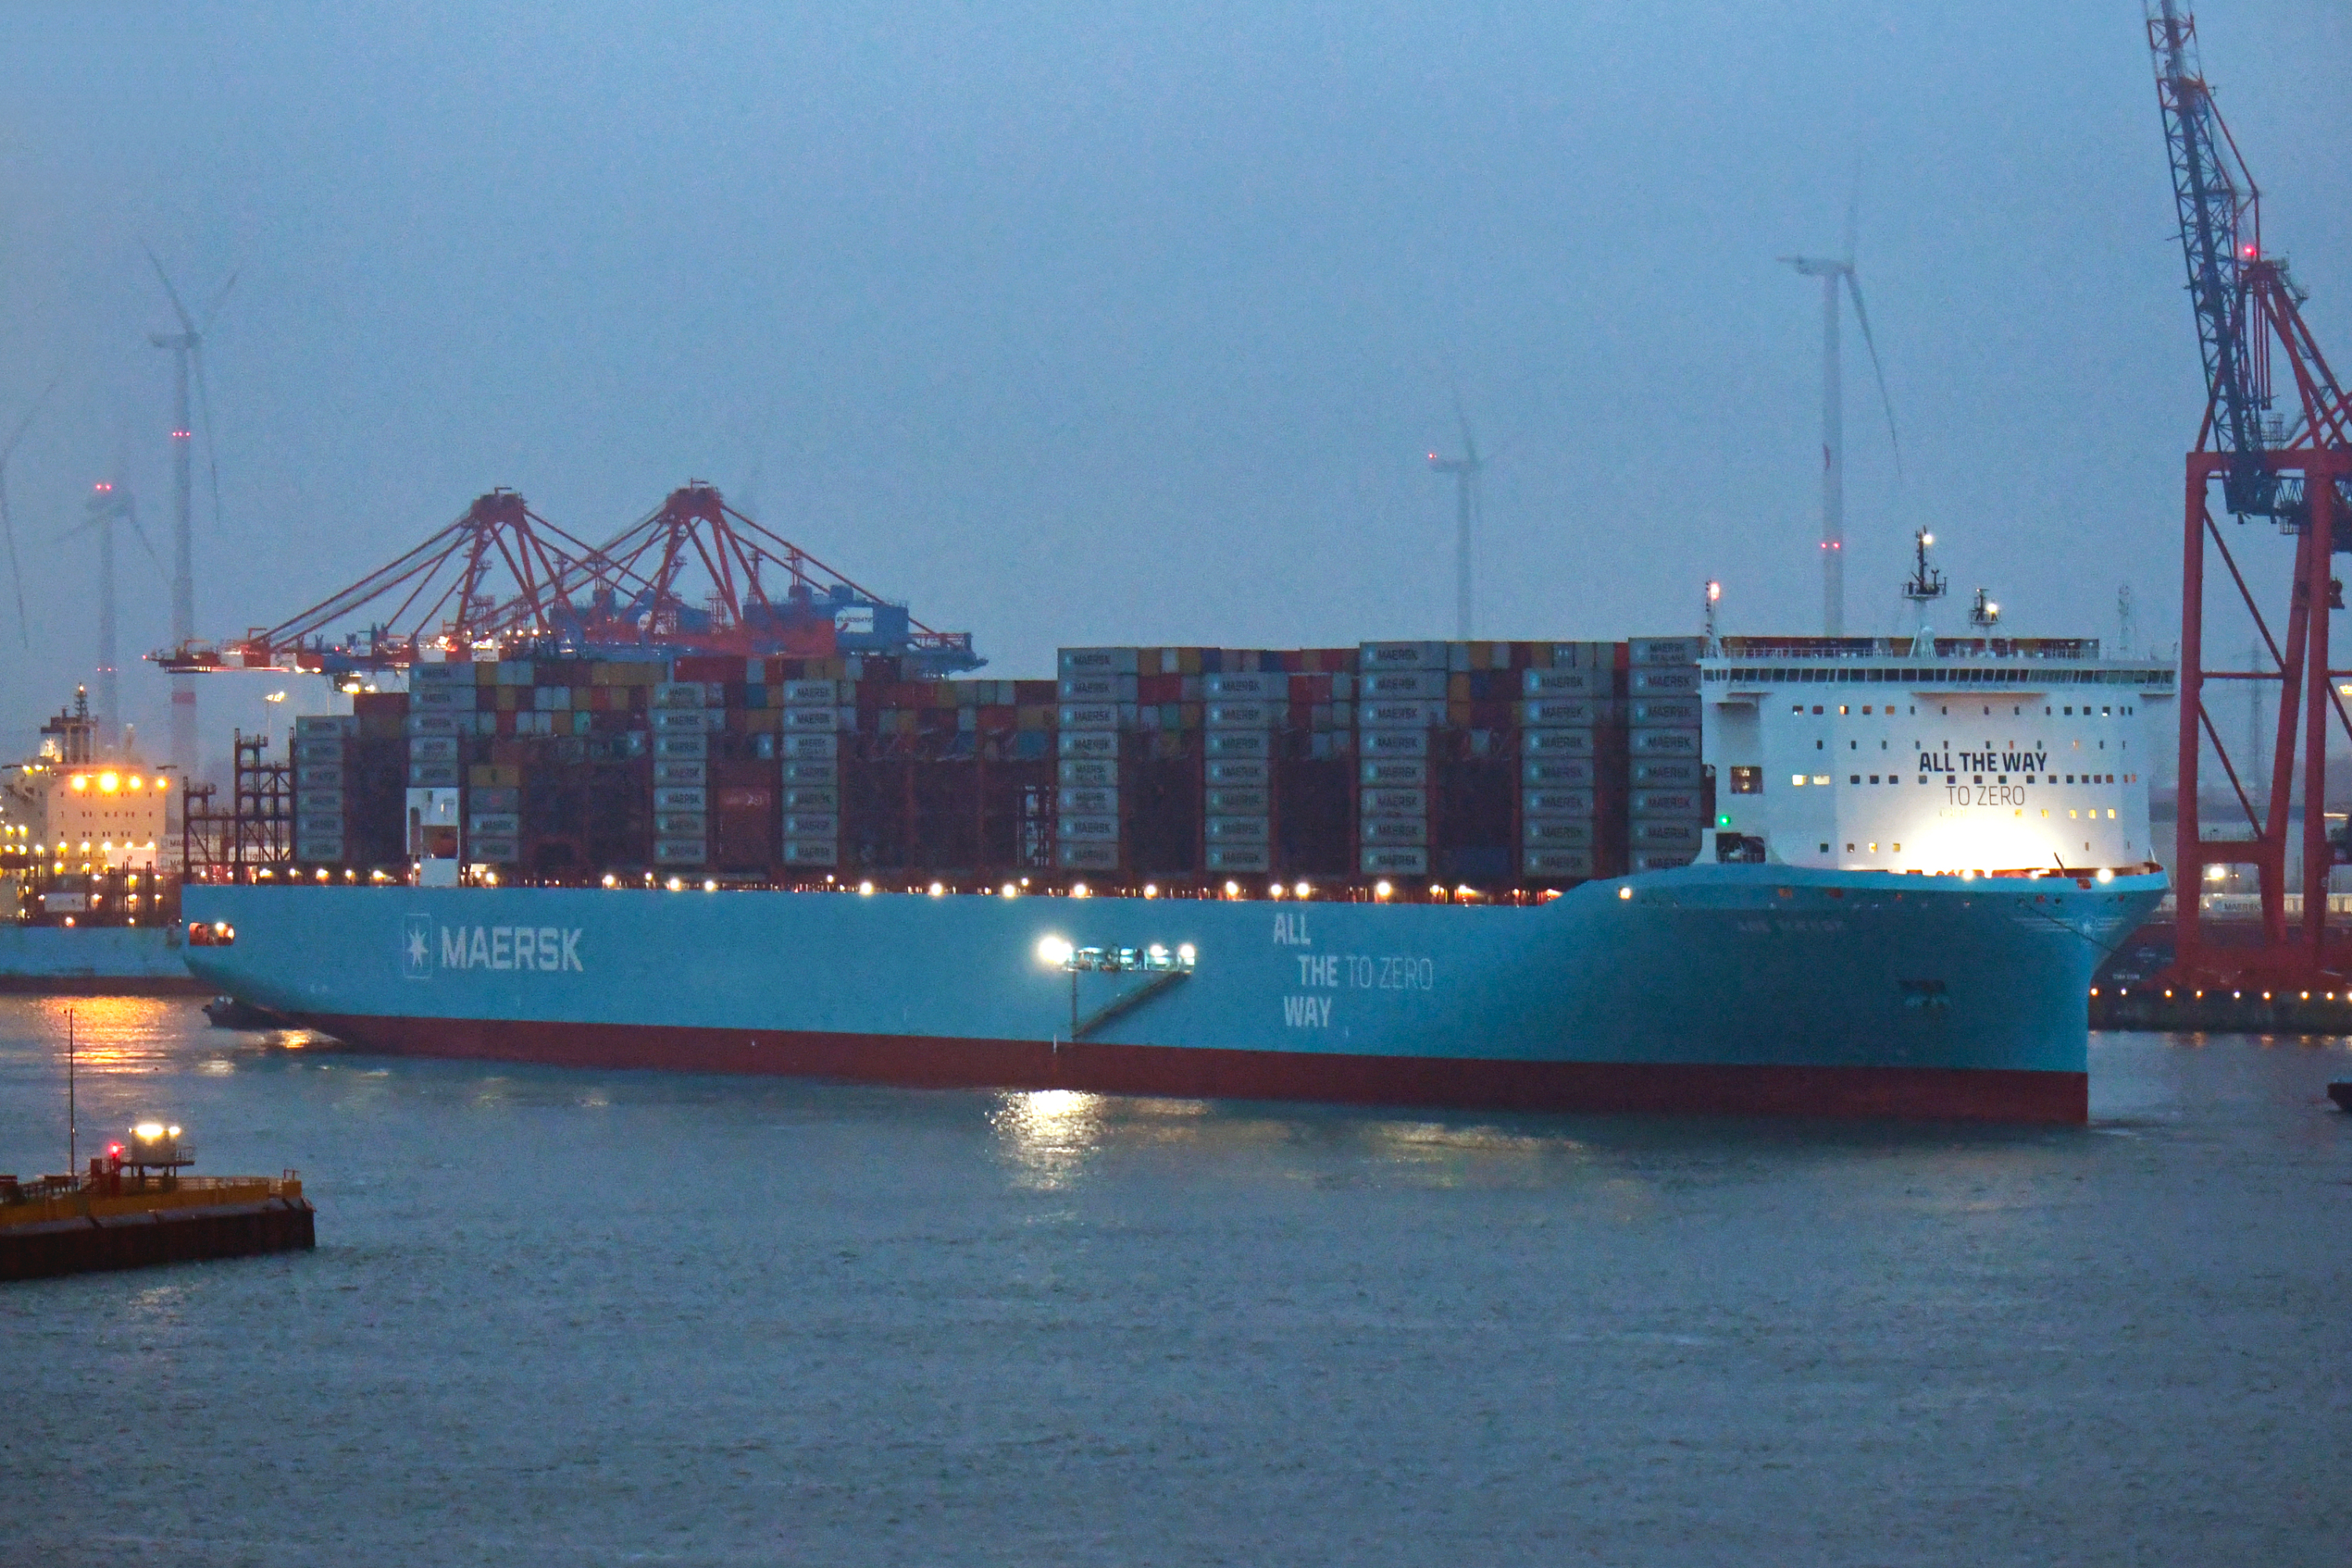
[2,998,2346,1566]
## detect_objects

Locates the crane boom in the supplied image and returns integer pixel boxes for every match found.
[2146,1,2278,518]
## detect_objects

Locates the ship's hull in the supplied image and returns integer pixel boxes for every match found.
[0,926,202,996]
[183,866,2167,1123]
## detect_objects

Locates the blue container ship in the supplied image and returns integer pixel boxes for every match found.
[183,861,2162,1123]
[179,632,2176,1123]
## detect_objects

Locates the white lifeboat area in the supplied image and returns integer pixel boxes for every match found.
[1701,636,2176,876]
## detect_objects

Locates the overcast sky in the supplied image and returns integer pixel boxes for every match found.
[1,1,2345,768]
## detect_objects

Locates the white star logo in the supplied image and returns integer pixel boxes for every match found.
[406,928,428,966]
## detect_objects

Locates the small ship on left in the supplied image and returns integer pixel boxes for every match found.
[0,688,200,995]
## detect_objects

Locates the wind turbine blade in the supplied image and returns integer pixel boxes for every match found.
[122,495,170,586]
[143,242,195,334]
[2,372,62,464]
[1843,161,1862,267]
[1845,273,1902,477]
[0,474,24,646]
[200,268,239,334]
[194,346,225,532]
[1448,383,1475,466]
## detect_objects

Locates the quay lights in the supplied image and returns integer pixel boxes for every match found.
[703,879,718,892]
[858,880,875,896]
[1222,880,1240,898]
[1071,882,1091,899]
[666,876,684,891]
[1001,883,1018,898]
[1374,880,1393,900]
[927,881,946,898]
[601,873,617,887]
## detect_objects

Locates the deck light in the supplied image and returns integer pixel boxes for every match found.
[1222,880,1240,897]
[858,880,874,896]
[2096,867,2114,883]
[1142,884,1158,898]
[1269,884,1284,899]
[1177,943,1196,965]
[601,873,617,887]
[1374,880,1392,899]
[1037,935,1075,967]
[666,877,683,891]
[704,879,718,892]
[1001,883,1018,898]
[1071,882,1090,899]
[928,881,946,897]
[1294,881,1310,898]
[1618,886,1632,900]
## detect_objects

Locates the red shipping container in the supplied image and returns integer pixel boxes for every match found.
[1138,673,1183,703]
[673,655,737,683]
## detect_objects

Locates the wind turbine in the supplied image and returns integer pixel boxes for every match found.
[62,477,165,750]
[1781,191,1900,637]
[1426,394,1486,641]
[0,375,60,647]
[145,245,236,779]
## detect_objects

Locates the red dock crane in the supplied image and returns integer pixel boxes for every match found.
[153,484,981,681]
[2148,2,2352,982]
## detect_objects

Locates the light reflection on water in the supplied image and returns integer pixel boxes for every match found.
[1,1000,2347,1566]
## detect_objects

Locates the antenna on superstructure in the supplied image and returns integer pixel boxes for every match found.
[2116,583,2136,655]
[1702,579,1722,648]
[145,245,237,783]
[1968,586,2000,630]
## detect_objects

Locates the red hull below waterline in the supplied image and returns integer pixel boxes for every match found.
[298,1012,2089,1125]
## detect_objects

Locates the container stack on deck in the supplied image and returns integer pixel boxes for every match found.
[1626,637,1707,873]
[287,637,1705,893]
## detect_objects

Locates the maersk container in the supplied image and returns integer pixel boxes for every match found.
[294,835,343,862]
[1058,646,1141,676]
[402,713,461,736]
[1204,815,1271,844]
[1628,699,1702,727]
[1632,850,1697,873]
[409,735,459,763]
[1359,699,1437,728]
[1361,787,1427,815]
[655,811,708,837]
[653,840,708,866]
[1523,757,1597,788]
[782,680,843,705]
[1058,757,1117,787]
[1519,699,1616,728]
[1524,848,1595,878]
[296,811,345,838]
[1629,637,1704,666]
[653,708,722,733]
[296,790,345,818]
[1058,786,1117,815]
[1206,759,1269,786]
[782,760,838,786]
[1203,731,1271,760]
[410,662,465,684]
[782,787,838,813]
[1200,672,1280,699]
[1059,731,1118,760]
[1359,641,1447,670]
[1058,703,1123,731]
[292,739,347,764]
[471,837,521,863]
[1361,817,1428,847]
[408,762,459,789]
[1524,817,1594,848]
[1628,728,1701,757]
[1520,729,1593,757]
[412,686,464,710]
[779,734,838,761]
[1359,845,1428,875]
[1054,841,1119,870]
[296,762,346,789]
[1361,730,1430,758]
[782,707,838,731]
[781,840,838,867]
[654,760,708,786]
[654,786,708,811]
[1632,820,1705,851]
[1631,757,1702,788]
[1058,672,1140,703]
[653,735,709,760]
[1057,814,1120,842]
[1202,787,1268,814]
[470,812,523,837]
[782,813,839,838]
[1362,669,1447,700]
[1522,789,1595,818]
[1631,788,1704,818]
[1360,757,1428,787]
[1630,666,1702,696]
[1204,702,1280,729]
[1205,844,1271,873]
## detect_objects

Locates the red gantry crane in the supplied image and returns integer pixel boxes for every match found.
[2147,2,2352,982]
[154,484,981,682]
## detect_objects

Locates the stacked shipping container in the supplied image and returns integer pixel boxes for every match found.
[289,637,1702,892]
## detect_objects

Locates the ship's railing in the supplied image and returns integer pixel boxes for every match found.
[0,1172,303,1228]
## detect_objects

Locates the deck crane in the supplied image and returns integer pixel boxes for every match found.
[2148,2,2352,979]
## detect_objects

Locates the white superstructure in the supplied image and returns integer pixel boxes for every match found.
[1701,636,2175,875]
